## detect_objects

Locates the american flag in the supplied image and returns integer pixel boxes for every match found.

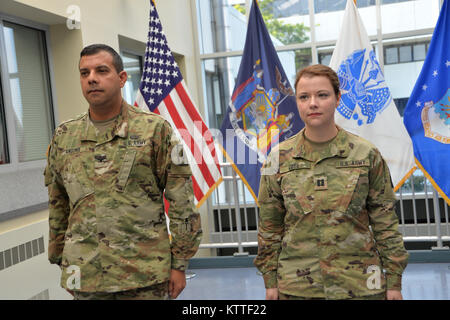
[134,0,222,207]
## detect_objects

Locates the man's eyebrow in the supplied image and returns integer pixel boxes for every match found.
[79,64,111,71]
[96,64,111,69]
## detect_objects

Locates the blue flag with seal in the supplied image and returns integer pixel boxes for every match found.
[219,0,304,202]
[403,0,450,205]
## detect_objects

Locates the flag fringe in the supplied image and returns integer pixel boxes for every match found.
[393,166,417,192]
[217,144,259,206]
[195,176,224,209]
[415,158,450,206]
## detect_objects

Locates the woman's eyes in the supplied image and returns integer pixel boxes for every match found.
[297,93,330,101]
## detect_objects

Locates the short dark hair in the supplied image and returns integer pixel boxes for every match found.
[79,44,124,73]
[294,64,340,97]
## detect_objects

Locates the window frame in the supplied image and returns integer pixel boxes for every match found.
[0,12,58,173]
[120,48,144,106]
[384,40,430,65]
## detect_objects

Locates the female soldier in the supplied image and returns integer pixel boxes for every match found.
[254,64,408,300]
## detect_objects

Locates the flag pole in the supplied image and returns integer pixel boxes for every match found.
[246,0,252,21]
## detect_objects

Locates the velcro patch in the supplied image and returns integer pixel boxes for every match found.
[336,160,369,168]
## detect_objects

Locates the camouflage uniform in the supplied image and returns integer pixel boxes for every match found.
[73,281,170,300]
[44,101,202,294]
[254,127,408,299]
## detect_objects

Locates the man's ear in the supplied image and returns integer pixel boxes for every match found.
[119,70,128,88]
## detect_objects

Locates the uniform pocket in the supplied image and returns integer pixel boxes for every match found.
[279,163,313,217]
[61,160,93,208]
[115,147,161,200]
[332,164,370,216]
[116,149,136,192]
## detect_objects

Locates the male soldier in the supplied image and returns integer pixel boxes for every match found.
[44,44,202,300]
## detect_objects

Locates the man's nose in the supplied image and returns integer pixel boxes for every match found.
[87,71,98,84]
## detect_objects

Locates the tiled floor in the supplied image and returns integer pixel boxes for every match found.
[178,263,450,300]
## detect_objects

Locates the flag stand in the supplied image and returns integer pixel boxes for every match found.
[431,190,449,250]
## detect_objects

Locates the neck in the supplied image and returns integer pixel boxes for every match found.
[304,124,338,143]
[89,97,123,121]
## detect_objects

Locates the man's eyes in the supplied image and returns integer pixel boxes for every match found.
[80,68,109,76]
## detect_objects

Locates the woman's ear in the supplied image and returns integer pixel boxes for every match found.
[336,91,341,107]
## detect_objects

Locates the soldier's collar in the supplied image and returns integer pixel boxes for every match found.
[113,100,129,138]
[293,126,350,159]
[82,100,129,141]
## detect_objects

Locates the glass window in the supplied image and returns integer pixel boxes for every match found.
[256,1,311,45]
[121,52,143,106]
[413,43,426,61]
[202,56,242,130]
[318,52,332,66]
[3,21,54,163]
[381,0,440,35]
[393,97,409,117]
[197,0,311,54]
[290,49,312,80]
[314,0,347,13]
[399,45,412,63]
[381,0,414,4]
[0,78,8,164]
[313,0,377,13]
[383,40,425,107]
[197,0,249,54]
[385,47,398,64]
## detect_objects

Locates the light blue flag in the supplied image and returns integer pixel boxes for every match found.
[403,0,450,205]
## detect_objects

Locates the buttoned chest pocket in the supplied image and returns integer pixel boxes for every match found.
[329,163,370,215]
[279,163,314,220]
[115,145,161,201]
[59,151,94,209]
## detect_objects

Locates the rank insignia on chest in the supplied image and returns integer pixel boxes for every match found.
[314,176,328,191]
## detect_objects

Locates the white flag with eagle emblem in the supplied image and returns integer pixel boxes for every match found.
[329,0,416,191]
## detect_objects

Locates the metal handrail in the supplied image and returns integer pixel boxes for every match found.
[200,163,450,252]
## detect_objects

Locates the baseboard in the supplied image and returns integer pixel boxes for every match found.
[188,250,450,269]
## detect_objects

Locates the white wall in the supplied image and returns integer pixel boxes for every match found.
[0,211,71,299]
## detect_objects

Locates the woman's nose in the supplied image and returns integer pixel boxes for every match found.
[309,95,318,108]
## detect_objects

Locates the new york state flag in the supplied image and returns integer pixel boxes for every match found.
[329,0,416,191]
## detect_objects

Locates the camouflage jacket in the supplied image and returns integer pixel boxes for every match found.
[44,101,202,292]
[254,127,408,299]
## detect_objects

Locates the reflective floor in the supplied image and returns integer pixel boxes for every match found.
[178,263,450,300]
